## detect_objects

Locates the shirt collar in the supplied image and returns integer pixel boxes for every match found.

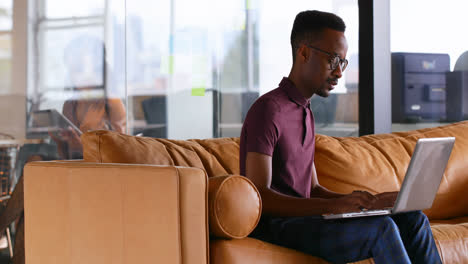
[279,77,310,108]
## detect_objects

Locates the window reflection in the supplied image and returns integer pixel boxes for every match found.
[125,0,170,138]
[126,0,360,139]
[45,0,105,18]
[24,0,361,160]
[0,0,12,31]
[26,0,126,160]
[56,35,125,158]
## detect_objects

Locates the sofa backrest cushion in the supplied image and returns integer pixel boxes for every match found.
[82,121,468,220]
[82,130,240,177]
[314,121,468,220]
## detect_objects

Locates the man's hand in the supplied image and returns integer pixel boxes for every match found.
[326,190,377,214]
[370,191,399,210]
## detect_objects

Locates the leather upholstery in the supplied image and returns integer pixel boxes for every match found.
[430,217,468,263]
[208,175,261,239]
[23,161,208,264]
[314,121,468,220]
[210,237,330,264]
[81,130,241,177]
[26,122,467,264]
[210,220,468,264]
[82,131,262,240]
[211,237,377,264]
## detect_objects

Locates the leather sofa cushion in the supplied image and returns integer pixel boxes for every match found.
[208,175,261,239]
[81,130,241,177]
[81,130,205,168]
[210,217,468,264]
[430,217,468,263]
[81,130,261,239]
[314,121,468,220]
[210,237,373,264]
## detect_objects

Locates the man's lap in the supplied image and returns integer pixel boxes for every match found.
[250,211,427,263]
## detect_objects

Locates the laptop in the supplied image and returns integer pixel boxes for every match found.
[323,137,455,220]
[27,109,82,138]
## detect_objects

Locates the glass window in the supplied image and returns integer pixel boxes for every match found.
[126,0,360,139]
[41,27,103,91]
[126,0,253,139]
[391,0,468,132]
[26,0,126,160]
[21,0,362,166]
[45,0,105,19]
[0,0,12,31]
[125,0,170,138]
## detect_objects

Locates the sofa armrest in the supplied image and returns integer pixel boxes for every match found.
[23,161,208,264]
[208,175,262,239]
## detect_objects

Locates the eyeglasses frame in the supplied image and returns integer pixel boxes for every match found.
[307,45,348,72]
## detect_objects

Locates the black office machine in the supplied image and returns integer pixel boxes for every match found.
[392,52,450,122]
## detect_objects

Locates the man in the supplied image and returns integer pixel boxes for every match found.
[240,10,441,264]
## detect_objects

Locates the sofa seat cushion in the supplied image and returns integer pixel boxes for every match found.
[430,217,468,263]
[210,237,373,264]
[210,223,468,264]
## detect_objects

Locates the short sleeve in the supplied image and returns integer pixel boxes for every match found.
[243,97,280,156]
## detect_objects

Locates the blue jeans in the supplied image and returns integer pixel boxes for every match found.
[250,211,441,264]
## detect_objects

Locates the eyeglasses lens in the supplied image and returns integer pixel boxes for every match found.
[331,57,348,71]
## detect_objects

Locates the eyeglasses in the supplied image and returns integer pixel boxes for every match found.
[307,45,348,72]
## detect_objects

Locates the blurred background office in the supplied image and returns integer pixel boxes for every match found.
[0,0,467,257]
[0,0,465,165]
[0,0,467,223]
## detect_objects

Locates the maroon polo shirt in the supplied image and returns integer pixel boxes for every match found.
[240,77,315,198]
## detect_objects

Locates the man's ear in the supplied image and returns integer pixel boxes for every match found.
[296,44,310,63]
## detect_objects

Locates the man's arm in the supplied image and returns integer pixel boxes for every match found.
[309,163,347,198]
[246,152,378,217]
[310,163,399,210]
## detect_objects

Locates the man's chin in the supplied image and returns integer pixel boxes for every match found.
[316,89,331,98]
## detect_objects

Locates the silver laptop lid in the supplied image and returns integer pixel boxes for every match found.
[392,137,455,214]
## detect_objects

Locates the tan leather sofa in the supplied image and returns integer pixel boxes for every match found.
[23,121,468,263]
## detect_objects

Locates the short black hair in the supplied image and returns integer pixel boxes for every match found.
[290,10,346,62]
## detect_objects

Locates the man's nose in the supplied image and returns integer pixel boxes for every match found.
[332,64,343,79]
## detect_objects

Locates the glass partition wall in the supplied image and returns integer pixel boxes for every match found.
[14,0,360,167]
[126,0,256,139]
[24,0,126,160]
[125,0,360,139]
[0,2,360,254]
